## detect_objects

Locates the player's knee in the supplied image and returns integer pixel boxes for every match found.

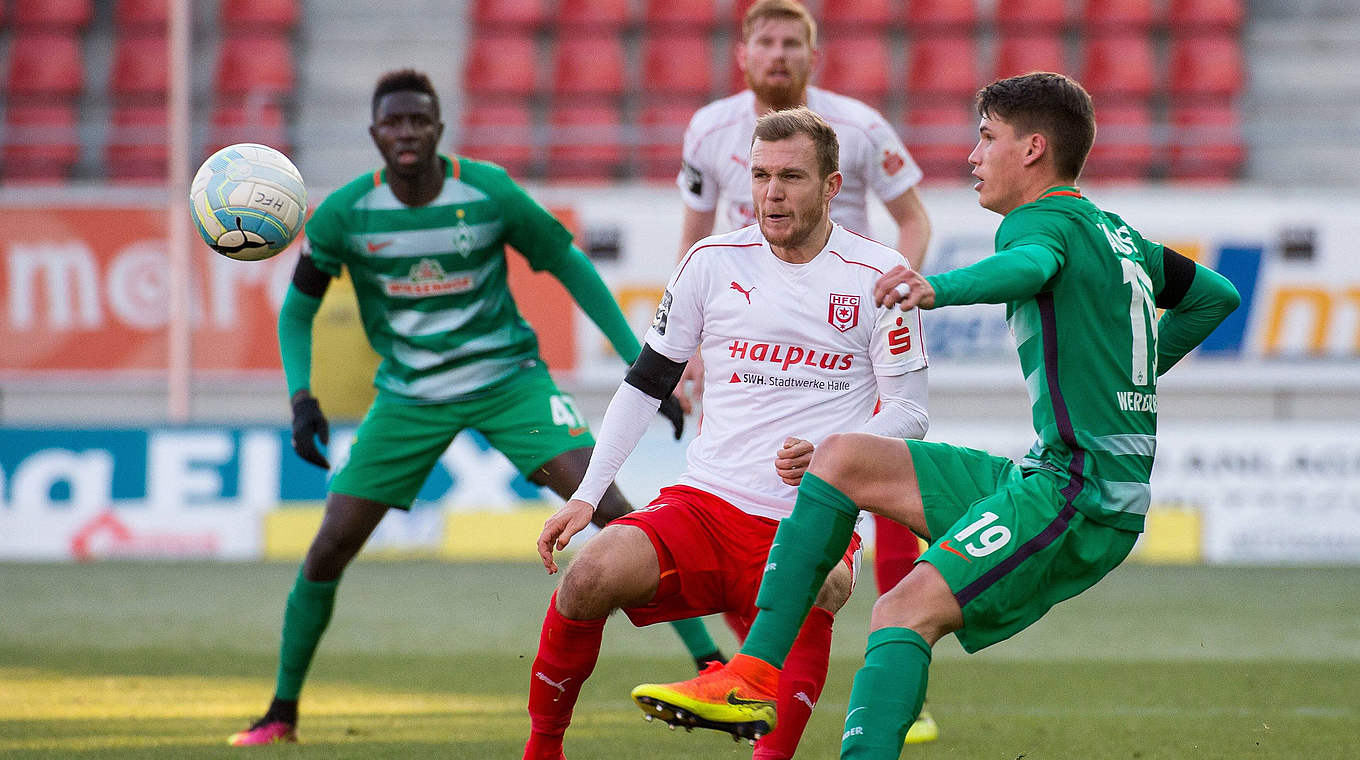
[870,567,961,644]
[302,530,357,582]
[807,433,861,483]
[813,562,854,613]
[556,553,616,619]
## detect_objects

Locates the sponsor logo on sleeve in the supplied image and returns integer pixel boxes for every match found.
[882,150,906,176]
[888,315,913,355]
[682,161,703,196]
[829,293,860,332]
[653,289,673,335]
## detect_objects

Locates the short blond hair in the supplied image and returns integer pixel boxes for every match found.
[753,106,839,179]
[742,0,817,49]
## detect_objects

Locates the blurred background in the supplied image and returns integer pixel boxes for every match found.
[2,0,1359,567]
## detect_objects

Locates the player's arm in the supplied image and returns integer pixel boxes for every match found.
[1153,247,1241,375]
[859,368,930,440]
[883,187,931,272]
[277,252,336,468]
[875,243,1064,310]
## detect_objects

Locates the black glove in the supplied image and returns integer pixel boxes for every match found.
[657,394,685,440]
[291,394,330,469]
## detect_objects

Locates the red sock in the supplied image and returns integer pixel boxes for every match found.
[523,592,606,760]
[752,605,834,760]
[723,610,751,644]
[873,513,922,595]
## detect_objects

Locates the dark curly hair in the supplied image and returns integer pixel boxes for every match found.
[372,69,440,121]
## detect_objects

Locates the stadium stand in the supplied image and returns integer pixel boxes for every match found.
[1168,0,1244,31]
[208,100,290,156]
[642,33,715,99]
[213,34,295,100]
[1083,102,1157,181]
[459,99,536,176]
[547,102,626,181]
[906,35,981,103]
[1169,33,1246,100]
[11,0,92,30]
[464,32,540,98]
[994,0,1068,32]
[904,0,979,32]
[637,101,695,181]
[904,102,977,181]
[106,104,169,180]
[473,0,548,30]
[644,0,717,31]
[1169,103,1244,180]
[818,33,893,107]
[1079,33,1158,99]
[557,0,632,31]
[4,33,85,99]
[219,0,299,30]
[993,33,1069,79]
[111,35,169,99]
[1080,0,1159,31]
[820,0,896,30]
[2,104,81,181]
[114,0,169,30]
[551,33,627,97]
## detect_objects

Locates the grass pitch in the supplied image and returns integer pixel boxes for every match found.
[2,561,1358,759]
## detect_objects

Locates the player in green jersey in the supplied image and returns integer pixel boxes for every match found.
[229,69,719,747]
[629,72,1242,757]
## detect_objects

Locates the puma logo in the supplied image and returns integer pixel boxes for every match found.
[730,281,755,304]
[534,672,572,702]
[794,691,815,711]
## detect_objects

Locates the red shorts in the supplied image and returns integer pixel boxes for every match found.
[611,485,862,628]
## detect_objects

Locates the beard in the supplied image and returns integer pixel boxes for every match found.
[746,68,808,111]
[759,210,820,250]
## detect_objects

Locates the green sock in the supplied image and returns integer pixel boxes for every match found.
[668,617,721,662]
[273,568,339,702]
[741,473,858,668]
[840,628,932,759]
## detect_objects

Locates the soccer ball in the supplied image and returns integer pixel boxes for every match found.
[190,143,306,261]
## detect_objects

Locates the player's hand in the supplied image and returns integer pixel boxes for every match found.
[674,351,704,415]
[538,498,595,574]
[775,437,814,487]
[290,392,330,469]
[657,394,685,440]
[874,265,935,311]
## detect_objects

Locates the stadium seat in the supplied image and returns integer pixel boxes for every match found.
[458,100,535,176]
[472,0,547,30]
[11,0,92,29]
[214,34,295,99]
[4,34,84,98]
[208,100,289,156]
[1079,34,1157,99]
[463,33,540,98]
[556,0,631,31]
[115,0,169,29]
[1169,104,1244,180]
[818,34,892,106]
[642,34,714,98]
[1168,34,1245,99]
[904,0,978,32]
[1082,102,1155,181]
[547,103,625,181]
[552,34,626,97]
[821,0,897,30]
[904,103,977,181]
[219,0,300,30]
[994,0,1068,32]
[1080,0,1158,31]
[644,0,717,31]
[1,104,80,182]
[906,35,979,102]
[638,101,700,181]
[1167,0,1244,31]
[111,35,169,98]
[994,34,1068,79]
[106,105,168,181]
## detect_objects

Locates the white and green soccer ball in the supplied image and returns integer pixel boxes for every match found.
[190,142,306,261]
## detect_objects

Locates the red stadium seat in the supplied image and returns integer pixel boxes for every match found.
[821,0,896,30]
[994,0,1068,32]
[214,34,295,98]
[1079,34,1157,99]
[547,103,625,181]
[463,33,540,98]
[638,101,700,180]
[1167,0,1244,31]
[2,104,80,182]
[115,0,169,29]
[552,34,626,97]
[473,0,547,30]
[643,34,714,98]
[644,0,717,31]
[907,35,979,102]
[219,0,300,30]
[458,100,535,176]
[818,34,892,105]
[106,105,168,181]
[5,34,84,98]
[905,0,978,32]
[1080,0,1158,31]
[111,35,169,98]
[1083,102,1155,181]
[1169,104,1244,180]
[904,103,977,181]
[557,0,631,31]
[1169,34,1245,99]
[12,0,92,29]
[208,101,289,156]
[994,34,1068,79]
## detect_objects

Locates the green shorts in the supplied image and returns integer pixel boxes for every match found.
[909,439,1139,653]
[328,364,595,509]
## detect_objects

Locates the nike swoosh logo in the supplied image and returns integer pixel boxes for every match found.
[568,426,589,437]
[366,240,394,253]
[726,689,772,708]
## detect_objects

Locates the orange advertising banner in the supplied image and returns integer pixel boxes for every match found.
[0,206,577,376]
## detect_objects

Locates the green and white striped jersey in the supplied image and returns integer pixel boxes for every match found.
[303,156,573,403]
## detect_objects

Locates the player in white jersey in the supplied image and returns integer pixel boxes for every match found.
[522,109,927,760]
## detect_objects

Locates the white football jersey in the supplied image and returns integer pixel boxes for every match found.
[678,87,923,238]
[646,223,929,521]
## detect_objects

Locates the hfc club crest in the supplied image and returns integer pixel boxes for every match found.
[828,293,859,332]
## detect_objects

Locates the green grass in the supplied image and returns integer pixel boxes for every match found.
[2,562,1358,758]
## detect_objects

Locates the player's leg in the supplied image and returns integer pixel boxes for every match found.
[870,515,939,745]
[524,523,659,760]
